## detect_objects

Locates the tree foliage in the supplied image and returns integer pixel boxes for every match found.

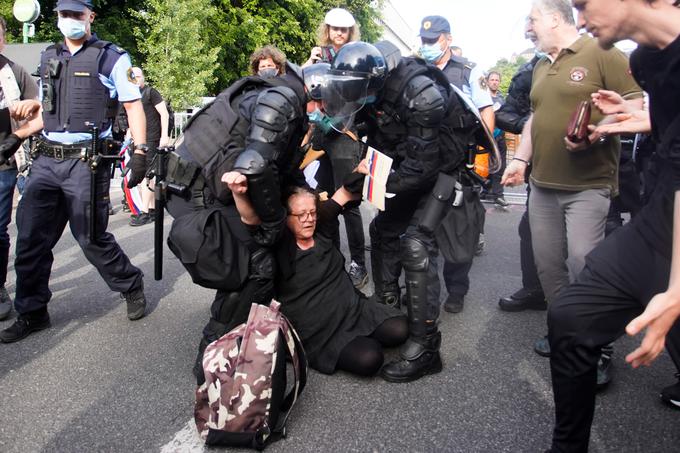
[0,0,384,104]
[133,0,219,109]
[208,0,383,92]
[489,56,528,96]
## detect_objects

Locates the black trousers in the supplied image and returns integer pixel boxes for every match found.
[548,222,680,452]
[14,156,143,314]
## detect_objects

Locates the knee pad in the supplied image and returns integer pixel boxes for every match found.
[400,235,429,272]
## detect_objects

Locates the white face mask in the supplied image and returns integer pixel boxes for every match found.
[58,17,87,40]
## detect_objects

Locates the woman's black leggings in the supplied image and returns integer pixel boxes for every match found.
[335,315,408,376]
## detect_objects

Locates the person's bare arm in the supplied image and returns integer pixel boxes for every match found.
[222,171,261,225]
[123,100,147,154]
[154,101,171,147]
[501,114,533,186]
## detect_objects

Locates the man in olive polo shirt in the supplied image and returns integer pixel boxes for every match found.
[502,0,643,363]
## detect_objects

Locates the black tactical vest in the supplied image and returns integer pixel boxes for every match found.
[177,75,305,204]
[441,56,474,91]
[40,38,121,133]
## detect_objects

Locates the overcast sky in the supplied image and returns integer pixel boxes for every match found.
[388,0,637,70]
[389,0,536,69]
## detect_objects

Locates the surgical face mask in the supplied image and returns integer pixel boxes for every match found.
[419,43,445,63]
[258,68,278,79]
[58,17,87,40]
[307,108,333,134]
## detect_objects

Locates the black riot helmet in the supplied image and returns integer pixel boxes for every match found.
[302,63,330,101]
[321,41,387,129]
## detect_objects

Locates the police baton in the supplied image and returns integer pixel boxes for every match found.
[152,145,173,280]
[85,122,124,245]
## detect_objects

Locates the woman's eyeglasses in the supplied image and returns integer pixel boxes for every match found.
[289,210,317,222]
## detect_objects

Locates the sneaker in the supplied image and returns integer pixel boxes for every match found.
[348,261,369,289]
[475,234,486,256]
[129,212,153,227]
[0,311,51,343]
[443,294,464,313]
[122,284,147,320]
[660,374,680,409]
[0,286,12,321]
[534,335,551,357]
[494,196,509,207]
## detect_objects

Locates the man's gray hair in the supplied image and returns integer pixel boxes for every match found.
[533,0,576,26]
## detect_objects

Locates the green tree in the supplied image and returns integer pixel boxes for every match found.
[209,0,383,91]
[0,0,145,62]
[133,0,219,109]
[489,56,528,95]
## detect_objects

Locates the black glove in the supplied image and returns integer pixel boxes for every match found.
[342,171,365,195]
[127,152,147,188]
[0,134,22,166]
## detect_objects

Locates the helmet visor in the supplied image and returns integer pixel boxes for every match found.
[320,73,370,123]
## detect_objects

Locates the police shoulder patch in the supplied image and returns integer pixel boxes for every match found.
[127,67,137,84]
[478,76,487,90]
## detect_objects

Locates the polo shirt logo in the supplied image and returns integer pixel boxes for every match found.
[570,67,588,83]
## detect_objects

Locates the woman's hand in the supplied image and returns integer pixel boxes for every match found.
[356,158,370,175]
[222,171,248,194]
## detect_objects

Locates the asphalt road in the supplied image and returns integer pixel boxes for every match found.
[0,188,678,453]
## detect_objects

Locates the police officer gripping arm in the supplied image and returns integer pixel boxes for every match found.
[0,0,149,344]
[162,60,308,384]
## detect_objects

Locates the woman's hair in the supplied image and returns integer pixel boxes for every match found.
[284,186,319,213]
[249,45,287,75]
[315,21,361,47]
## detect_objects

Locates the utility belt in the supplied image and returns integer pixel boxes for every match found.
[419,170,486,264]
[418,166,487,234]
[164,151,215,208]
[33,137,120,160]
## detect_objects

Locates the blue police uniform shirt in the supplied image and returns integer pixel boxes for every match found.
[42,40,141,144]
[464,64,493,111]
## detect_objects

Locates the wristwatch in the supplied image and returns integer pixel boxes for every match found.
[134,143,149,153]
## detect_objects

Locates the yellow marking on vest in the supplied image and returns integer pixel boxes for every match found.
[74,72,91,77]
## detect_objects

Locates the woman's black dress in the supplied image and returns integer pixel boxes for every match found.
[274,199,401,374]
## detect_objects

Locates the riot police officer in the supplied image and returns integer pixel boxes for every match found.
[321,41,492,381]
[0,0,149,343]
[163,61,307,383]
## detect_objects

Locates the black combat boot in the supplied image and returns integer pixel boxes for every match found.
[380,331,443,382]
[0,309,51,343]
[381,245,442,382]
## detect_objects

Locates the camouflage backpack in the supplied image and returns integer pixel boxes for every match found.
[194,300,307,450]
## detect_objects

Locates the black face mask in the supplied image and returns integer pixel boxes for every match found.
[258,68,279,79]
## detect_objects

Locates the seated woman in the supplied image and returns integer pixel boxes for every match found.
[223,171,408,377]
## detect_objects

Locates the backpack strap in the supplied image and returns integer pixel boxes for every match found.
[270,312,307,438]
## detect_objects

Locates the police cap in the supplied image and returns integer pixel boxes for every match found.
[419,15,450,39]
[54,0,94,12]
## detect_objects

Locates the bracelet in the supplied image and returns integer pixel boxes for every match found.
[513,157,530,165]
